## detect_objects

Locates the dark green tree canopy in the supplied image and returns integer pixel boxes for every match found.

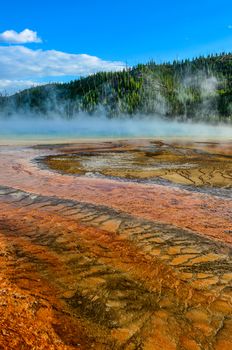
[1,53,232,122]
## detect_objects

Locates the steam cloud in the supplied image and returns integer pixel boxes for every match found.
[0,114,232,141]
[0,69,231,143]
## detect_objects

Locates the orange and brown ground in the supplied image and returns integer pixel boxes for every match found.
[0,139,232,349]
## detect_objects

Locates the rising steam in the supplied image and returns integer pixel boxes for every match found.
[0,114,232,141]
[0,68,231,142]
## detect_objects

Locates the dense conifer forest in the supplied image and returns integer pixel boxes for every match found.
[1,53,232,122]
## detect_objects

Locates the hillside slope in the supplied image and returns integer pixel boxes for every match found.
[1,53,232,122]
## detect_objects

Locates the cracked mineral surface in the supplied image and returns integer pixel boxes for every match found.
[0,139,231,349]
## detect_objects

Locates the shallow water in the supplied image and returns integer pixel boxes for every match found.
[0,138,231,349]
[1,116,232,145]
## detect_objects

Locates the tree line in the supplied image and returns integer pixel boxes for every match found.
[1,52,232,122]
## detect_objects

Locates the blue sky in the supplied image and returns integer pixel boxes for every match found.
[0,0,232,93]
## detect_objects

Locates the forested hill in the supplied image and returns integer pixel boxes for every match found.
[1,53,232,122]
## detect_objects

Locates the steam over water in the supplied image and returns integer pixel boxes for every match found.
[0,115,232,142]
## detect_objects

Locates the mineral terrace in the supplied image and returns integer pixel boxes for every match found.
[0,139,231,349]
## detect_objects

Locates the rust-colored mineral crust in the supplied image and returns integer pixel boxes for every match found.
[0,140,231,349]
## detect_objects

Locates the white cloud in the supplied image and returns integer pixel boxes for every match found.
[0,29,42,44]
[0,46,125,79]
[0,45,126,94]
[0,79,43,95]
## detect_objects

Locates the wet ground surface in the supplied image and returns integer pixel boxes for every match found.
[44,140,232,190]
[0,139,232,349]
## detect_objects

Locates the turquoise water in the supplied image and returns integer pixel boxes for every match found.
[0,117,232,143]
